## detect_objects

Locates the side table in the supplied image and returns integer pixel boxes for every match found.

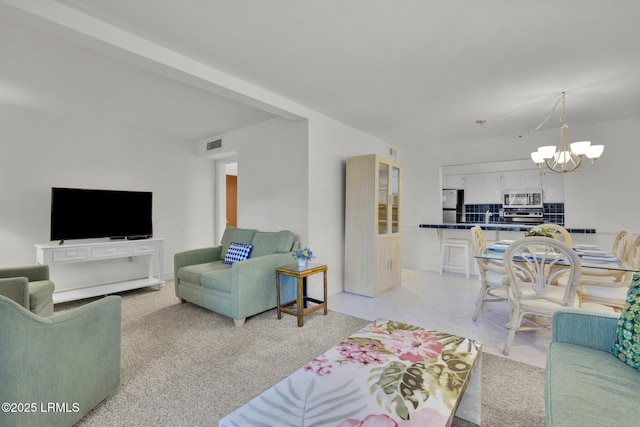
[276,263,328,327]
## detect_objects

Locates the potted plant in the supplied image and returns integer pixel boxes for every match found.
[293,246,315,268]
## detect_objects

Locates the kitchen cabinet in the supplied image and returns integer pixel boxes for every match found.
[464,174,483,204]
[542,172,565,202]
[345,154,401,297]
[521,170,543,189]
[463,173,501,204]
[482,173,503,203]
[502,170,542,190]
[443,174,465,189]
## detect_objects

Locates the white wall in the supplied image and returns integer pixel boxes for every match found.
[0,104,215,286]
[209,117,309,242]
[401,116,640,272]
[308,114,400,296]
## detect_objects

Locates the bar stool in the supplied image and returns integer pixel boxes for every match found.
[440,238,472,279]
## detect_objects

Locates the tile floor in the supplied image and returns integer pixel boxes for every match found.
[330,268,549,369]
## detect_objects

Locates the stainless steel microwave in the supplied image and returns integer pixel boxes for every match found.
[502,190,543,208]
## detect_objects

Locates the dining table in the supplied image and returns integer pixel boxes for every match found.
[476,240,640,273]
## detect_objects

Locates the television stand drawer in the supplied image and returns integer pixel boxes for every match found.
[52,248,90,262]
[132,241,160,254]
[92,245,132,258]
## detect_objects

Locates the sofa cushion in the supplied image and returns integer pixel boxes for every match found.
[177,261,230,285]
[547,341,640,424]
[201,269,233,294]
[220,227,257,260]
[611,274,640,370]
[250,230,295,258]
[223,243,253,265]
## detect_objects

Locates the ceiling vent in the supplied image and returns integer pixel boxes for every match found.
[206,139,223,151]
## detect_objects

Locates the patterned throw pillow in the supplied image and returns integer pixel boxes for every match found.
[223,242,253,265]
[611,274,640,369]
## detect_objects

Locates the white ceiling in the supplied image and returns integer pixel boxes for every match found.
[2,0,640,148]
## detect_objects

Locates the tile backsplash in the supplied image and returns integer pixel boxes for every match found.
[464,203,564,225]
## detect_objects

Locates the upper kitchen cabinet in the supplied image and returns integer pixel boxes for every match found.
[482,173,503,203]
[502,170,542,190]
[443,174,465,189]
[542,172,565,202]
[345,154,402,297]
[463,173,502,204]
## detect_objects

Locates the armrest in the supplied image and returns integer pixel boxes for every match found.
[0,264,49,281]
[551,308,620,352]
[230,252,295,303]
[0,295,121,424]
[0,277,30,309]
[174,246,222,277]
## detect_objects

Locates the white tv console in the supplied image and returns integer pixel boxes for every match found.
[35,238,165,303]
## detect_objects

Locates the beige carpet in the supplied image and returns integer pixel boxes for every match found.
[56,282,545,426]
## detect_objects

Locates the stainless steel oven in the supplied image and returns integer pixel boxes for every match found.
[503,210,544,225]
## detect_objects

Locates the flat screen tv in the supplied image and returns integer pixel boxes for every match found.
[50,187,153,242]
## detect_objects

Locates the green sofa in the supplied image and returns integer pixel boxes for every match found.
[0,295,121,427]
[0,265,55,316]
[546,308,640,425]
[174,226,298,326]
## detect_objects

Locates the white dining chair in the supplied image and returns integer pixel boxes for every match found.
[542,224,572,246]
[502,237,582,355]
[577,235,640,311]
[470,226,508,321]
[580,230,633,282]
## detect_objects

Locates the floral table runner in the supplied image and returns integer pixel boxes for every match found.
[220,318,482,427]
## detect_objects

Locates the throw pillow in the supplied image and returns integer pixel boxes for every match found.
[611,274,640,370]
[223,242,253,265]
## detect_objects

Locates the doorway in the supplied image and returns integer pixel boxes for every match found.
[215,158,238,243]
[226,163,237,227]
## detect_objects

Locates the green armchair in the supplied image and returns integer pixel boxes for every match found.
[0,295,122,427]
[0,265,55,316]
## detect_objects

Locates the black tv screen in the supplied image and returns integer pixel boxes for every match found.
[50,187,153,241]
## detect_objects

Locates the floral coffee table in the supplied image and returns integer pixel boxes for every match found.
[219,318,482,426]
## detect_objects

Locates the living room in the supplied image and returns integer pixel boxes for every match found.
[2,1,640,426]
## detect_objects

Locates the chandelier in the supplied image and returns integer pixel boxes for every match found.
[476,92,604,173]
[530,92,603,173]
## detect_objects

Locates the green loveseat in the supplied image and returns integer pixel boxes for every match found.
[174,227,298,326]
[0,295,121,427]
[546,308,640,425]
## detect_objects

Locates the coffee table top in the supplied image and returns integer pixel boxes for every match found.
[220,318,481,426]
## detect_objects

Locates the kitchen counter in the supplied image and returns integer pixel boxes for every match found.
[419,223,596,234]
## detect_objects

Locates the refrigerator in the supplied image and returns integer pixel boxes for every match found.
[442,189,464,223]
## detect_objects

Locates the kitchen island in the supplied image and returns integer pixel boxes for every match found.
[419,223,596,233]
[411,224,600,274]
[420,223,596,243]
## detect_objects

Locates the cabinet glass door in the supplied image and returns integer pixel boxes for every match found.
[378,162,388,234]
[391,166,400,233]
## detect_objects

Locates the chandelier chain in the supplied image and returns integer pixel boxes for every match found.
[476,93,564,138]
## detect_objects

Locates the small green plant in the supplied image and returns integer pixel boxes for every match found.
[524,226,554,238]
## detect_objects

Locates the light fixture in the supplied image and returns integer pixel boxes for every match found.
[530,92,604,173]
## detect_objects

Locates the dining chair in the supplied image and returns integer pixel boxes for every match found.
[577,234,640,311]
[580,229,633,282]
[543,224,572,246]
[502,237,582,355]
[470,226,508,321]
